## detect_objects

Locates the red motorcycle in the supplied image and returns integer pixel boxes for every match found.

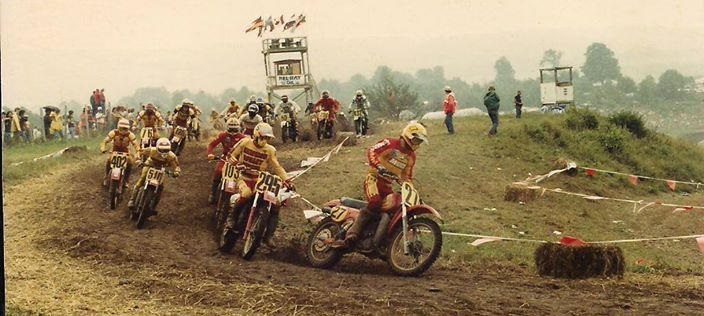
[304,176,443,276]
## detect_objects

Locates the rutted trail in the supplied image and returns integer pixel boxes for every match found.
[4,143,704,315]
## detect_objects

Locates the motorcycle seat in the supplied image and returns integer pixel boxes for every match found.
[340,197,367,209]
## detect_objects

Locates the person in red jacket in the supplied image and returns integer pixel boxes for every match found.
[313,90,340,123]
[443,86,456,134]
[332,122,429,249]
[206,117,248,204]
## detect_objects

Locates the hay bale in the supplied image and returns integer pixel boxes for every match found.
[535,243,625,279]
[554,158,578,176]
[504,182,541,202]
[337,132,356,146]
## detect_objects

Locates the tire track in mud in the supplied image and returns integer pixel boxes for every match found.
[5,141,704,315]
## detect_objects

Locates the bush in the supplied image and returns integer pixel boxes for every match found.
[608,111,648,138]
[565,108,600,131]
[597,126,627,155]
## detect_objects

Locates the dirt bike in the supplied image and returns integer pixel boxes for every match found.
[170,125,188,156]
[315,110,334,140]
[304,174,443,276]
[188,117,201,141]
[210,156,239,233]
[219,168,297,260]
[130,165,175,229]
[350,108,368,137]
[279,112,298,143]
[107,152,130,210]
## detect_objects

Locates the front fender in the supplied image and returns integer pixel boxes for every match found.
[387,205,443,236]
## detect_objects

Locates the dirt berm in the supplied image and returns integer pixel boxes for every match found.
[4,144,703,315]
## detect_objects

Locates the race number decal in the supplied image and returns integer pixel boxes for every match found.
[280,113,290,122]
[222,162,238,180]
[329,206,348,222]
[317,111,329,121]
[110,153,129,169]
[146,168,164,184]
[175,126,187,137]
[255,171,282,194]
[140,127,154,140]
[401,182,420,207]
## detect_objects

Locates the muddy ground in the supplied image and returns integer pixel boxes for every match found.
[4,143,704,315]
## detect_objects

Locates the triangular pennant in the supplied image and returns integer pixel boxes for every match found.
[584,168,596,177]
[628,175,639,186]
[672,206,694,213]
[666,180,676,191]
[697,237,704,253]
[470,238,500,247]
[558,236,587,247]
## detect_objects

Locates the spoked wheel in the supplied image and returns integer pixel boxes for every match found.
[129,190,143,221]
[305,218,343,269]
[241,208,267,260]
[386,217,442,277]
[214,191,231,233]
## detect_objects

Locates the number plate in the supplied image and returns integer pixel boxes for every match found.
[140,127,154,141]
[175,126,187,137]
[401,182,420,207]
[329,206,349,223]
[110,152,129,169]
[146,168,165,186]
[255,171,282,196]
[280,113,290,122]
[222,162,238,181]
[317,111,329,121]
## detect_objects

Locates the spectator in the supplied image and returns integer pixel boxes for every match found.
[514,91,523,119]
[96,107,106,131]
[50,109,64,140]
[3,112,11,145]
[126,108,136,127]
[483,86,500,136]
[43,108,53,139]
[18,109,29,142]
[66,110,77,139]
[78,106,92,137]
[99,88,106,107]
[442,86,456,134]
[32,125,42,142]
[11,107,23,143]
[91,89,100,117]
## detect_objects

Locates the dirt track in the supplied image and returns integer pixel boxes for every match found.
[4,142,704,315]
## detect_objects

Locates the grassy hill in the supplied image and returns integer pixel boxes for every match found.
[286,110,704,274]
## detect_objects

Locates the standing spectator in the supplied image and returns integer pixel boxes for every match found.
[18,109,29,142]
[50,109,64,140]
[483,86,500,136]
[96,107,106,132]
[11,107,23,143]
[99,88,106,107]
[78,106,92,137]
[126,108,136,127]
[2,112,11,145]
[514,91,523,119]
[66,110,77,139]
[442,86,456,134]
[43,108,53,139]
[91,89,100,117]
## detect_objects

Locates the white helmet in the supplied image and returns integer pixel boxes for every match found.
[247,104,258,114]
[181,98,193,106]
[117,118,130,131]
[226,118,240,132]
[229,98,236,104]
[155,137,171,156]
[255,97,264,105]
[444,85,452,92]
[355,90,363,96]
[249,95,257,102]
[253,122,275,139]
[321,90,330,97]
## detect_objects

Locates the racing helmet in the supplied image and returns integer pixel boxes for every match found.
[401,122,429,151]
[321,90,329,98]
[355,90,363,97]
[247,104,258,114]
[117,118,130,133]
[145,103,156,112]
[155,137,171,157]
[253,122,275,139]
[226,117,240,133]
[255,97,264,105]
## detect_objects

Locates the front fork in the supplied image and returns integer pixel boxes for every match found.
[401,203,410,255]
[242,192,260,240]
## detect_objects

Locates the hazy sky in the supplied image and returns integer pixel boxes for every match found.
[2,0,703,112]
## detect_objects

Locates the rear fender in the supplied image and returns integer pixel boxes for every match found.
[386,205,442,236]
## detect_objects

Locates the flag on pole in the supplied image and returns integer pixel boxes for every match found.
[559,236,587,247]
[585,168,596,177]
[665,180,677,191]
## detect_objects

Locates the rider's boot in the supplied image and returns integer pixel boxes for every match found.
[127,183,139,209]
[208,180,219,205]
[262,210,279,249]
[225,198,246,234]
[331,207,372,249]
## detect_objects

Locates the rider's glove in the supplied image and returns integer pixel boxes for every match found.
[283,179,296,191]
[134,160,143,167]
[207,154,215,160]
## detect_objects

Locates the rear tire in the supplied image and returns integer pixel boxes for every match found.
[386,217,442,277]
[305,218,343,269]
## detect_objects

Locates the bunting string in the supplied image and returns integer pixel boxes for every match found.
[580,166,704,188]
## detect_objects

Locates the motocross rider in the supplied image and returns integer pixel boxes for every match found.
[170,99,195,138]
[349,90,371,136]
[255,97,274,122]
[224,122,294,249]
[332,122,429,248]
[221,99,240,121]
[132,102,165,146]
[127,137,181,210]
[206,118,248,204]
[100,118,140,187]
[314,90,341,127]
[274,94,301,129]
[239,104,263,136]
